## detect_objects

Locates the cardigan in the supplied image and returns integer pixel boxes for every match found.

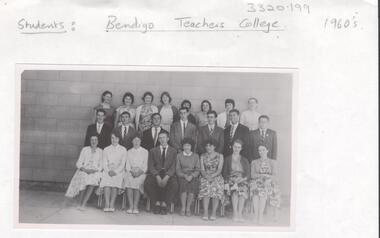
[222,155,250,180]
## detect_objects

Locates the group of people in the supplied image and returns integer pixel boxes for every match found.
[65,90,281,224]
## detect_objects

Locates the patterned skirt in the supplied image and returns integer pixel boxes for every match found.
[249,175,282,208]
[178,176,199,194]
[198,175,224,200]
[65,169,101,198]
[226,175,249,200]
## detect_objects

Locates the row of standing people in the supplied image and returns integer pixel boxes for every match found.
[66,130,280,224]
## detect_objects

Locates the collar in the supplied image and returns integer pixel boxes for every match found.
[183,151,193,156]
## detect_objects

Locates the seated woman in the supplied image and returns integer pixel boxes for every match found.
[93,90,116,128]
[114,92,136,128]
[135,91,158,132]
[124,135,148,214]
[250,145,281,224]
[176,138,200,216]
[195,100,212,128]
[158,91,179,133]
[198,138,224,221]
[222,139,250,222]
[65,134,103,210]
[99,133,127,212]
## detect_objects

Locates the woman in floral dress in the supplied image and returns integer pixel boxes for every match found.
[223,139,250,222]
[250,145,281,224]
[65,135,103,210]
[135,91,158,133]
[114,92,136,128]
[198,138,224,221]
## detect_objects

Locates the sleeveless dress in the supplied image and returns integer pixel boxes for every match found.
[198,153,224,199]
[159,106,174,132]
[65,147,103,198]
[250,159,281,208]
[137,105,158,132]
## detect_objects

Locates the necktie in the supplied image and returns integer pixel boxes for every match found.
[182,122,186,139]
[230,125,235,140]
[209,126,214,135]
[153,127,158,146]
[123,126,127,139]
[261,130,265,138]
[97,124,101,134]
[225,113,231,128]
[161,147,166,167]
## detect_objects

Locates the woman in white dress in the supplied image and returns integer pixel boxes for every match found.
[65,135,103,210]
[114,92,136,128]
[124,135,148,214]
[100,133,127,212]
[158,91,179,133]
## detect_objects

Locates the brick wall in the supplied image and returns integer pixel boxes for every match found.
[20,70,293,195]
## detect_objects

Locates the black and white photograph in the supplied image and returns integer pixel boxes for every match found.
[17,67,295,228]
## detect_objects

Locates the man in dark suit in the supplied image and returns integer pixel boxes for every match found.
[248,115,277,161]
[144,131,178,215]
[141,113,168,151]
[169,107,197,152]
[197,110,224,154]
[84,109,112,149]
[112,111,137,150]
[223,109,249,158]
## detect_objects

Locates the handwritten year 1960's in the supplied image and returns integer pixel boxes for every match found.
[247,2,311,14]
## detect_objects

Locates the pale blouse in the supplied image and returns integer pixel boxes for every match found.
[160,106,174,132]
[102,144,127,174]
[76,146,103,171]
[125,147,148,173]
[240,110,261,131]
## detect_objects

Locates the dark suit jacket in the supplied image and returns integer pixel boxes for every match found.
[112,125,137,150]
[197,125,224,154]
[248,128,277,161]
[147,146,177,177]
[84,123,112,149]
[169,121,197,151]
[174,113,196,126]
[223,123,249,158]
[141,127,168,151]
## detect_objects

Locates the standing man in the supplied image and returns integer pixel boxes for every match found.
[224,109,249,158]
[217,98,235,129]
[84,109,112,149]
[169,107,197,152]
[197,110,224,154]
[240,97,261,131]
[141,113,168,151]
[112,111,137,150]
[144,131,178,215]
[249,115,277,161]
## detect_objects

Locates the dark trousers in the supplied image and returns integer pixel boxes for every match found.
[144,174,178,206]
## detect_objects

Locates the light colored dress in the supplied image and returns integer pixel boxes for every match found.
[240,110,261,131]
[198,152,224,199]
[65,147,103,198]
[99,144,127,189]
[217,111,229,129]
[135,104,158,132]
[195,111,208,128]
[123,146,148,193]
[159,106,174,132]
[115,105,136,127]
[250,158,281,208]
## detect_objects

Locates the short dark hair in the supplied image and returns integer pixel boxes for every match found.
[207,110,218,118]
[181,99,192,109]
[101,90,112,102]
[229,109,240,115]
[151,112,162,120]
[96,108,106,115]
[88,133,99,139]
[225,98,235,108]
[111,132,121,140]
[181,138,195,151]
[122,92,135,104]
[131,133,142,141]
[233,139,244,147]
[120,111,131,118]
[158,130,169,137]
[203,138,218,148]
[142,91,154,102]
[201,100,212,112]
[160,91,172,104]
[259,115,270,121]
[179,107,189,112]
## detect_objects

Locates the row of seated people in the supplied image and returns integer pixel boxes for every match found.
[66,131,281,224]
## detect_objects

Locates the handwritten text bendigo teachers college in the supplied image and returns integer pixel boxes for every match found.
[105,15,282,33]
